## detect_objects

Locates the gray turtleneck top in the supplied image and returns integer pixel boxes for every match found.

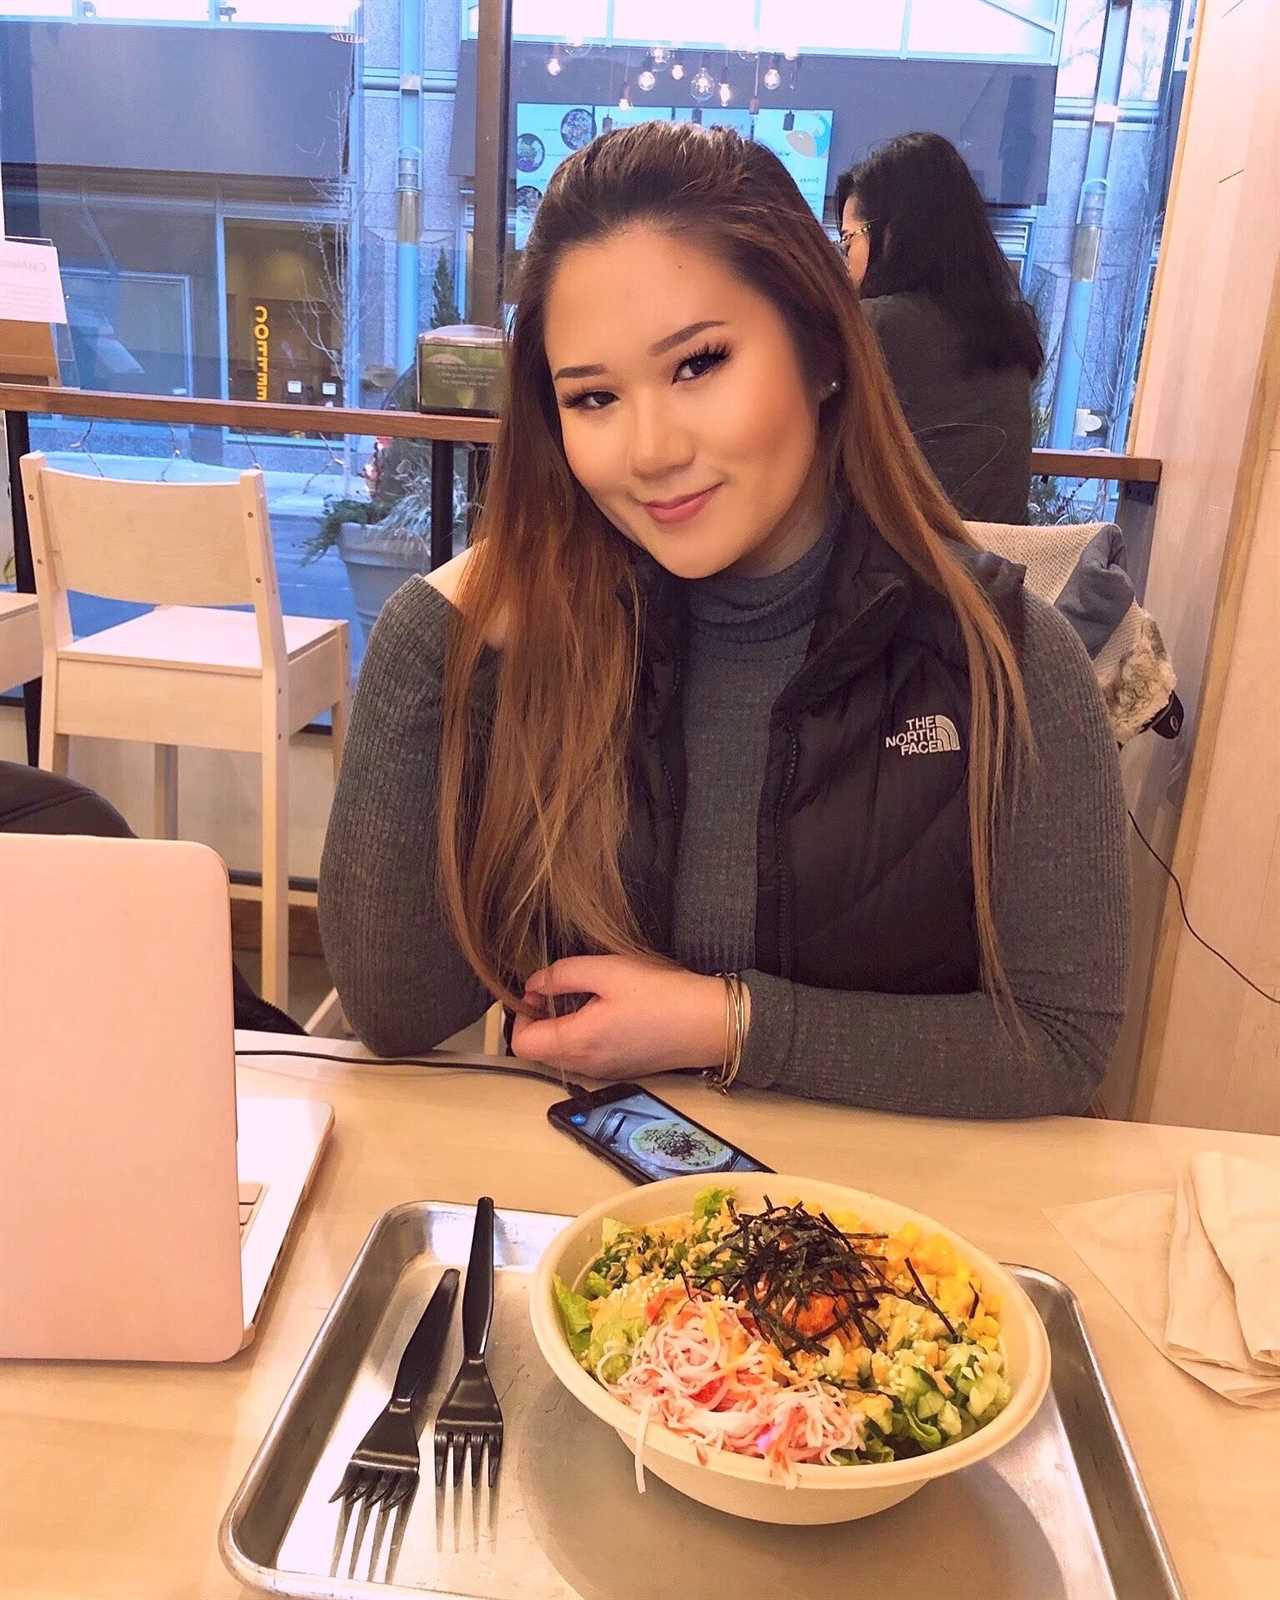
[319,538,1130,1119]
[671,528,834,977]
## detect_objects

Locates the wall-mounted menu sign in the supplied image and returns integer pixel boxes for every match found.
[511,104,834,249]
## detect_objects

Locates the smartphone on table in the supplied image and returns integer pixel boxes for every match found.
[547,1081,772,1184]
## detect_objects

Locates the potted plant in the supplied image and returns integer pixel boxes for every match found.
[303,437,461,642]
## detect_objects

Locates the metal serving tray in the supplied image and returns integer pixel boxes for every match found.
[220,1201,1184,1600]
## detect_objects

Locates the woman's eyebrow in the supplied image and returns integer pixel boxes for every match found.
[551,319,727,381]
[648,318,726,356]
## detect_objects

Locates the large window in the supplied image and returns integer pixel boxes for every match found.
[0,1,358,20]
[498,0,1189,485]
[2,0,1192,668]
[0,3,469,671]
[61,268,194,395]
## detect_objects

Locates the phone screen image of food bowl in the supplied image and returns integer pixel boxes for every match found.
[578,1091,757,1181]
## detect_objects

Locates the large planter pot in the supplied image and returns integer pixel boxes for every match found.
[338,522,432,643]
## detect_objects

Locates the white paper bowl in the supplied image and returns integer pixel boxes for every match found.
[530,1173,1051,1525]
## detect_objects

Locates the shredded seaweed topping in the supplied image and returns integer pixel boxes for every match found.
[904,1256,958,1340]
[699,1198,920,1357]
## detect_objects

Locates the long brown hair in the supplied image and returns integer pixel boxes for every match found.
[438,122,1030,1009]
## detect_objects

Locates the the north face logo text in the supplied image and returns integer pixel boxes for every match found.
[885,714,961,755]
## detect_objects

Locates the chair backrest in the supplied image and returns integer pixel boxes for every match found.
[19,452,285,668]
[967,520,1111,612]
[967,518,1177,744]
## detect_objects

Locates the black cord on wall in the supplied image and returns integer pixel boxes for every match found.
[1129,811,1278,1006]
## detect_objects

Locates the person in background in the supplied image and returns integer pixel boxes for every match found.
[836,132,1044,524]
[320,122,1129,1119]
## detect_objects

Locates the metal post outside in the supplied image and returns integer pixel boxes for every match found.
[470,0,512,328]
[430,438,455,569]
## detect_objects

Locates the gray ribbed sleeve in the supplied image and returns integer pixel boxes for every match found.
[318,577,492,1055]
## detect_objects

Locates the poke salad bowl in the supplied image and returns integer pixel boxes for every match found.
[530,1173,1051,1525]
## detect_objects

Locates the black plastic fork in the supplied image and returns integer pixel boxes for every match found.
[329,1266,460,1580]
[433,1196,503,1492]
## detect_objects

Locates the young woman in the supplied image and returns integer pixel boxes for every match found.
[319,122,1129,1118]
[837,132,1044,524]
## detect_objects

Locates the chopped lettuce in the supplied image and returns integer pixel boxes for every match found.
[585,1278,651,1382]
[552,1276,592,1359]
[692,1187,730,1224]
[581,1269,611,1300]
[896,1405,944,1451]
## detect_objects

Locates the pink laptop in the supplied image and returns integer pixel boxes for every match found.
[0,832,332,1362]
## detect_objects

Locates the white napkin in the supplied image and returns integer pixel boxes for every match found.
[1189,1152,1280,1367]
[1046,1153,1280,1409]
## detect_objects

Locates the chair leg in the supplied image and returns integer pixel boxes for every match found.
[330,627,351,787]
[39,724,69,775]
[260,726,290,1012]
[38,675,69,774]
[154,744,179,838]
[305,986,348,1038]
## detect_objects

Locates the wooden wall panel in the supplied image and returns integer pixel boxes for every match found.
[1108,0,1280,1121]
[1145,384,1280,1131]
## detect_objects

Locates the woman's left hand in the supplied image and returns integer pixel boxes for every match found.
[510,955,740,1080]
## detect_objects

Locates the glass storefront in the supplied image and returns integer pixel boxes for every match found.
[224,219,344,411]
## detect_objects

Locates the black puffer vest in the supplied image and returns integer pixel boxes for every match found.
[620,506,1025,994]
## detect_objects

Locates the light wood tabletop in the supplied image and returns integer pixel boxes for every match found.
[2,1032,1276,1599]
[0,590,40,694]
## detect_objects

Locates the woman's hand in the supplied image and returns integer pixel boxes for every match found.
[510,955,745,1080]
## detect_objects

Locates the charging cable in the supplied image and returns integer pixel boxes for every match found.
[1129,811,1278,1006]
[233,1045,588,1096]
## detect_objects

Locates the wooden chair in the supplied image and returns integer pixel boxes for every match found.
[20,453,350,1011]
[0,592,41,695]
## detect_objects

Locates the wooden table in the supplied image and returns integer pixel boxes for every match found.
[0,591,40,693]
[2,1033,1277,1599]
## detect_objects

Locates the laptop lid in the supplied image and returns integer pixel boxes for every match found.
[0,833,246,1361]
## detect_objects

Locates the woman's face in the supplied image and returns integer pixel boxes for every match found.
[543,225,827,580]
[840,195,872,289]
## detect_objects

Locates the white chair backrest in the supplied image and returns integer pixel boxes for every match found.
[967,518,1177,745]
[967,519,1107,607]
[20,454,273,609]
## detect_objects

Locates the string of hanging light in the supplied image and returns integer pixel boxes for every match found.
[543,33,802,114]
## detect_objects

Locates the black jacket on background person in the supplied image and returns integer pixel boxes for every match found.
[862,292,1034,525]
